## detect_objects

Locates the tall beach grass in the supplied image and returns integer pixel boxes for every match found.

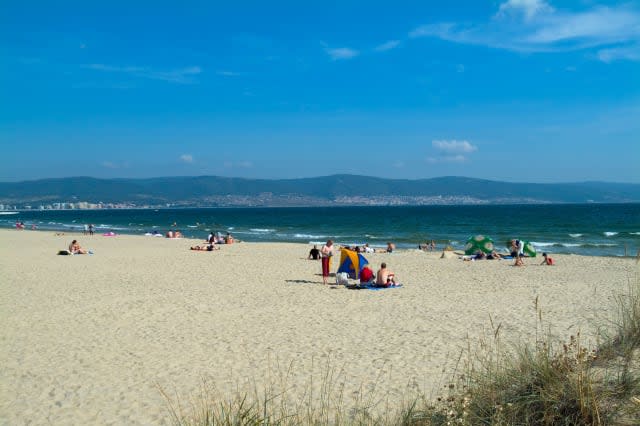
[163,272,640,425]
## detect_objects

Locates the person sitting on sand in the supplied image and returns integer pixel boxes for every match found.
[375,262,398,287]
[487,250,503,260]
[225,232,234,244]
[363,243,374,253]
[308,245,321,260]
[540,252,555,265]
[386,242,395,253]
[68,239,87,255]
[360,265,375,284]
[514,255,525,267]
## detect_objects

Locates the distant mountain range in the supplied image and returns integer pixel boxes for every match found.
[1,175,639,207]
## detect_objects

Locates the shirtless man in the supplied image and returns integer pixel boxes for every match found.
[375,262,397,287]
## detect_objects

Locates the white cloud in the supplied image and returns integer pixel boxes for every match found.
[325,47,359,60]
[83,64,202,83]
[429,140,477,164]
[497,0,554,21]
[432,140,478,154]
[375,40,401,52]
[179,154,194,164]
[410,2,640,59]
[216,70,241,76]
[102,161,118,169]
[597,44,640,63]
[426,155,467,164]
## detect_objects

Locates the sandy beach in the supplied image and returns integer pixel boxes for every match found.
[0,228,637,424]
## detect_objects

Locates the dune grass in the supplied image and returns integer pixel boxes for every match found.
[163,272,640,425]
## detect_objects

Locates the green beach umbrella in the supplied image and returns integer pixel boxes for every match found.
[464,235,495,255]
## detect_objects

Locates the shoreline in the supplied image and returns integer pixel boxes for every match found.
[4,227,639,259]
[1,228,638,424]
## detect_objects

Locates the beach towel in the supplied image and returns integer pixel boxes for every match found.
[347,283,403,290]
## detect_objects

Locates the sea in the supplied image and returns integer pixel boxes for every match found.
[2,204,639,257]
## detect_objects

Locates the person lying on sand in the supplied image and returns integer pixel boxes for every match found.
[190,244,218,251]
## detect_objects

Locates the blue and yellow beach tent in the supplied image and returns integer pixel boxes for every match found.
[337,249,370,280]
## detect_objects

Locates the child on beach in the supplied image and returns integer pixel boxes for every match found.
[540,252,555,265]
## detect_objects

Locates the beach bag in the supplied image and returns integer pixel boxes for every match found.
[335,272,349,285]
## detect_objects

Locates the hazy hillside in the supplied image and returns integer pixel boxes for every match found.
[0,175,639,206]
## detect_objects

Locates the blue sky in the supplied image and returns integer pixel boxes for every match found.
[1,0,639,183]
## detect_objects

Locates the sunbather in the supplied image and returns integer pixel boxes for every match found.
[68,240,87,255]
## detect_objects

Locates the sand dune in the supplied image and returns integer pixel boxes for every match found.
[0,229,636,424]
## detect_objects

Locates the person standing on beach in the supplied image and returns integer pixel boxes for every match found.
[88,224,94,236]
[83,224,88,235]
[320,240,334,285]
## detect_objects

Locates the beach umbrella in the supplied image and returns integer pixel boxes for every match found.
[464,235,495,255]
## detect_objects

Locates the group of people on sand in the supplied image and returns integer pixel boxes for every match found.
[189,231,237,251]
[315,239,400,287]
[418,240,437,251]
[83,224,95,236]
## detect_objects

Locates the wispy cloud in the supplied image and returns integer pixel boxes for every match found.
[428,140,478,164]
[496,0,554,21]
[409,1,640,61]
[83,64,202,83]
[375,40,401,52]
[432,140,478,154]
[216,70,242,77]
[179,154,194,164]
[101,161,129,169]
[597,44,640,63]
[324,47,359,60]
[223,160,253,169]
[426,155,467,164]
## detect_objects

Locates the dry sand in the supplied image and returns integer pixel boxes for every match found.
[1,229,637,424]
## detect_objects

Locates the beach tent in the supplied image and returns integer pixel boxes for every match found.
[522,240,537,257]
[464,235,495,255]
[337,249,370,280]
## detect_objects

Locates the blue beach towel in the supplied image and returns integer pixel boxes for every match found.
[347,284,403,290]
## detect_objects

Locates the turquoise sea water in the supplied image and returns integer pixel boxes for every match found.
[2,204,639,257]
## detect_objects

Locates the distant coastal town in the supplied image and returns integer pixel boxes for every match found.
[0,194,550,211]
